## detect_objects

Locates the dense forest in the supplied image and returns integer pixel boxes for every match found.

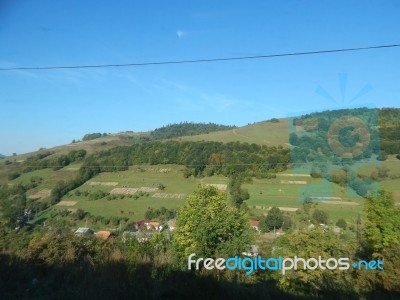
[289,108,400,197]
[291,107,400,157]
[149,122,236,140]
[83,140,289,176]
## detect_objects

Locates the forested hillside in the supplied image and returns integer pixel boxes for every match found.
[150,122,236,140]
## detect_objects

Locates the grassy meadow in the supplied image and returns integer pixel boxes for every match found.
[176,119,289,146]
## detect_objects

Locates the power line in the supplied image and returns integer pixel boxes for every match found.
[1,44,399,71]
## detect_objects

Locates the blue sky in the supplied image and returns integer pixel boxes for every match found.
[0,0,399,155]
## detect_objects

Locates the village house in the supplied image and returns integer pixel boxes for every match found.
[167,219,176,231]
[134,219,152,230]
[250,219,260,231]
[134,219,163,231]
[74,227,94,236]
[147,221,161,230]
[242,245,259,257]
[95,230,112,241]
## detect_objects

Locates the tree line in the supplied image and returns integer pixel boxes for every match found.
[149,121,236,140]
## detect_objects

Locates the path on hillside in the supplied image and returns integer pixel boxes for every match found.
[232,129,252,140]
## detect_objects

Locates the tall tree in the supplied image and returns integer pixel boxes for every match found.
[357,190,400,294]
[362,190,400,254]
[260,207,283,232]
[173,185,253,267]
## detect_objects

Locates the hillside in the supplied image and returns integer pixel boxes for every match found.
[150,122,236,140]
[2,107,400,220]
[0,120,288,171]
[1,107,400,299]
[175,118,289,146]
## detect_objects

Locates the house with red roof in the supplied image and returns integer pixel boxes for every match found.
[250,219,260,232]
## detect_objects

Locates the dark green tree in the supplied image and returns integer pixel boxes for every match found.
[173,185,253,267]
[260,207,283,232]
[336,218,347,229]
[312,209,328,224]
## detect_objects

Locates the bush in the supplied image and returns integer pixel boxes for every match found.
[8,172,21,180]
[312,209,328,225]
[157,183,166,190]
[336,218,347,229]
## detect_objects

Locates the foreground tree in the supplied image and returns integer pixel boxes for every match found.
[173,185,253,267]
[362,190,400,254]
[273,228,357,298]
[357,191,400,294]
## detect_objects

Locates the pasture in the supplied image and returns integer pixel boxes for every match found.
[57,164,230,220]
[51,163,366,223]
[176,119,289,146]
[245,175,364,222]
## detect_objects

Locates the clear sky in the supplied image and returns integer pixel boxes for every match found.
[0,0,399,155]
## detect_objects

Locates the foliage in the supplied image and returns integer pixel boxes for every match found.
[144,206,176,222]
[273,228,358,297]
[23,149,87,172]
[157,183,166,190]
[362,190,400,254]
[228,175,250,206]
[336,218,347,229]
[0,184,27,226]
[85,140,289,179]
[291,107,400,160]
[173,186,253,267]
[312,209,329,224]
[357,191,400,294]
[82,132,107,141]
[150,122,236,140]
[7,172,21,180]
[268,118,280,123]
[259,207,283,232]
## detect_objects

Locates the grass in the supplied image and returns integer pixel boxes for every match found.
[59,164,229,220]
[244,175,364,222]
[7,164,80,201]
[380,179,400,204]
[175,119,289,146]
[0,133,139,181]
[356,155,400,202]
[35,163,367,224]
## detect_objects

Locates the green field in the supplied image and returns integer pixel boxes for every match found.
[175,119,289,146]
[8,164,80,199]
[245,175,364,222]
[39,164,365,224]
[56,164,229,220]
[356,155,400,203]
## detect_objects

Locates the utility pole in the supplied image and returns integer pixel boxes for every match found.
[356,213,361,242]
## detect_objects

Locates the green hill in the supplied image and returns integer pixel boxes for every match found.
[1,107,400,230]
[174,118,290,146]
[150,122,236,140]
